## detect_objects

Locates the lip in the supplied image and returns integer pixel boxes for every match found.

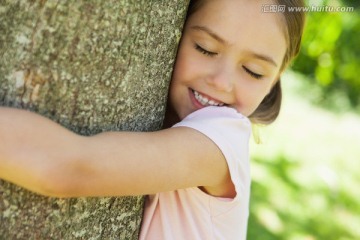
[189,88,205,110]
[188,88,224,109]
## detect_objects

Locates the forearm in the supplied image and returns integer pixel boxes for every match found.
[0,107,83,197]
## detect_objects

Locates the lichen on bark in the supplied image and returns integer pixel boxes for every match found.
[0,0,189,239]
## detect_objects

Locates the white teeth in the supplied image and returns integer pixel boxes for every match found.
[193,90,224,106]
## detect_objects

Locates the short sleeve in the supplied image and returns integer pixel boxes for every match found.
[172,106,252,202]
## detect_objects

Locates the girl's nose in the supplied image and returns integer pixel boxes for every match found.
[206,67,234,93]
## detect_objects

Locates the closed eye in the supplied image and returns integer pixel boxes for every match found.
[243,66,263,79]
[194,44,217,57]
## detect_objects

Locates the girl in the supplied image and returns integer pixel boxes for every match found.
[0,0,305,239]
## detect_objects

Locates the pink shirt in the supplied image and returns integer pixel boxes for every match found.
[140,106,252,240]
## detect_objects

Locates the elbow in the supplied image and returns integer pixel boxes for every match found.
[37,160,87,198]
[40,138,90,198]
[36,170,75,198]
[38,175,74,198]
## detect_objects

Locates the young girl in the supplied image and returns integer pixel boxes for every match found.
[0,0,305,239]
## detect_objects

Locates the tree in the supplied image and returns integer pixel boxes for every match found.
[0,1,188,239]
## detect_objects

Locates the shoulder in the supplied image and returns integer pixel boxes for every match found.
[173,106,251,143]
[175,106,250,124]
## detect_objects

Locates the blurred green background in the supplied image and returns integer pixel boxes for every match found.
[248,0,360,239]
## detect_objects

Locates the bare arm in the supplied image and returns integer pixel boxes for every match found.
[0,107,86,196]
[0,107,233,198]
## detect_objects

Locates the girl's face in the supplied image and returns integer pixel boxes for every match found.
[168,0,287,120]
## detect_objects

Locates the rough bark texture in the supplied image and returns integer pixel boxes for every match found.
[0,0,188,239]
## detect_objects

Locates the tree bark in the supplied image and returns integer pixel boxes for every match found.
[0,0,188,239]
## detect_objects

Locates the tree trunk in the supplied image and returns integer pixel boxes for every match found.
[0,0,188,239]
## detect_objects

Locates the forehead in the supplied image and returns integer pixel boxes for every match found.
[186,0,287,64]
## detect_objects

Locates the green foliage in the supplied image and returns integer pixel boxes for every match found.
[247,72,360,240]
[248,155,360,240]
[292,0,360,110]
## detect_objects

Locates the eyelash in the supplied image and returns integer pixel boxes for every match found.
[243,66,263,79]
[194,44,217,57]
[194,43,263,80]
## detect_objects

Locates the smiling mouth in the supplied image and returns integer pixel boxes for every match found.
[192,89,224,107]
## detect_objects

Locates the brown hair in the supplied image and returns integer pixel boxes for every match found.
[187,0,306,125]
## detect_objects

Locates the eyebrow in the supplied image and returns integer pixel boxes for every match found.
[191,25,228,45]
[191,25,278,67]
[249,52,278,67]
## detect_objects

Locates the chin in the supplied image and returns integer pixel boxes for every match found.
[178,111,189,120]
